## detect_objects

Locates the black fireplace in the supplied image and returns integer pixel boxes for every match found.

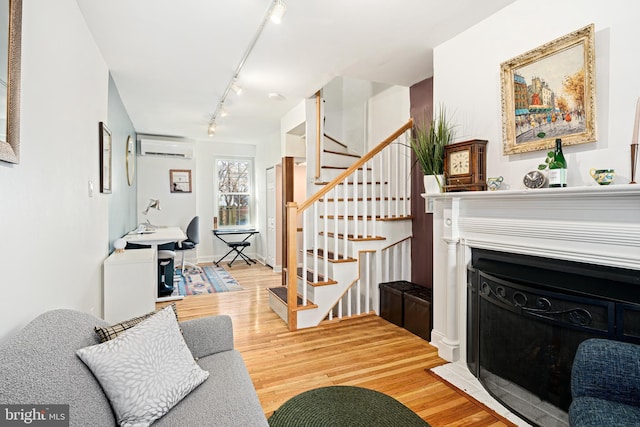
[467,248,640,426]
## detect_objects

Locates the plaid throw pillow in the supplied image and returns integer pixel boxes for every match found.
[95,303,179,343]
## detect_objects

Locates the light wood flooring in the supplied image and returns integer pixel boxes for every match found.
[159,263,515,426]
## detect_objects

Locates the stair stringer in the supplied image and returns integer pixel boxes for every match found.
[295,217,412,329]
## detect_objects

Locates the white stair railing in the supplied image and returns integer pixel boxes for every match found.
[285,119,414,331]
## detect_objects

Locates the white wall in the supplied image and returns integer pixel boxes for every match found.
[136,152,197,270]
[255,130,281,264]
[281,100,306,157]
[0,0,109,341]
[367,85,411,150]
[434,0,640,188]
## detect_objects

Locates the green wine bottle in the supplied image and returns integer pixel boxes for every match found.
[548,138,567,187]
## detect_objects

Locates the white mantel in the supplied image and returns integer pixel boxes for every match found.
[423,185,640,362]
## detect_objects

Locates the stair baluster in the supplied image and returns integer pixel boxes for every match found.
[302,209,308,305]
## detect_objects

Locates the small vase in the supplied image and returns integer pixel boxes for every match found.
[423,174,443,194]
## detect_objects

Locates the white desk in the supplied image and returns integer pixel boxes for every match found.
[124,226,186,248]
[123,226,187,302]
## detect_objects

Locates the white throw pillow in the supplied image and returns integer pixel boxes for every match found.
[77,305,209,427]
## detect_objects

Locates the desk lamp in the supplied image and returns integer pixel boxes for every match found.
[142,198,160,215]
[142,198,160,229]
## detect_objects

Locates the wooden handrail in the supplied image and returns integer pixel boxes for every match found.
[298,118,413,213]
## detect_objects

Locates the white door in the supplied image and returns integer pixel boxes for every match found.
[266,167,276,268]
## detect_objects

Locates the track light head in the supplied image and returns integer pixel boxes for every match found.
[270,0,286,24]
[231,83,243,96]
[208,122,216,137]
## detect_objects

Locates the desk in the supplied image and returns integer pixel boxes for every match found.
[123,226,186,301]
[213,228,259,267]
[124,226,186,248]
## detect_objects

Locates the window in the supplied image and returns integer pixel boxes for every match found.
[216,158,252,227]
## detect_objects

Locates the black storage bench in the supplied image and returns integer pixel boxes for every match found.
[403,288,432,341]
[379,281,421,327]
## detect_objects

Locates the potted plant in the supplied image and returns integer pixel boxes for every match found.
[410,106,456,193]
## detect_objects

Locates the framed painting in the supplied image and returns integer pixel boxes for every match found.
[99,122,112,194]
[501,24,596,155]
[170,169,192,193]
[0,0,22,164]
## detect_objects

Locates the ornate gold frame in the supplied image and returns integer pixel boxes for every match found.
[501,24,596,155]
[0,0,22,164]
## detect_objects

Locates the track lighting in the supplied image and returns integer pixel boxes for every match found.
[270,0,286,24]
[207,0,286,137]
[230,83,243,96]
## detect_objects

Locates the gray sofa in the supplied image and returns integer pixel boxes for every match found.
[0,309,269,426]
[569,338,640,426]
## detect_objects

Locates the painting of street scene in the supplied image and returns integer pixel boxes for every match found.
[501,24,595,155]
[514,44,585,144]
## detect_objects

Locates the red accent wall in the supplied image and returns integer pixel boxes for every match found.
[410,78,434,288]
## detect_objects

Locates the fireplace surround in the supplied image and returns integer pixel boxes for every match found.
[426,184,640,423]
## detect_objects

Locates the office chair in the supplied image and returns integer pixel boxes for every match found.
[175,216,202,275]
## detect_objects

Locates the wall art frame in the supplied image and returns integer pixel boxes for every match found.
[170,169,192,193]
[99,122,112,194]
[501,24,596,155]
[0,0,22,164]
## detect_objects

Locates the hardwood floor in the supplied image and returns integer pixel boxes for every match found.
[159,263,515,426]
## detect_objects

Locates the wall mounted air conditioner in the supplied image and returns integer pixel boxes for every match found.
[139,138,194,159]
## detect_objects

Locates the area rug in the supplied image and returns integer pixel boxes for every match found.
[174,265,243,295]
[268,386,430,427]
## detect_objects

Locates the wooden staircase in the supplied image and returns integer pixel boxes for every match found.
[268,119,414,330]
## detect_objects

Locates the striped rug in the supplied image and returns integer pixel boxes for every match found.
[175,265,243,295]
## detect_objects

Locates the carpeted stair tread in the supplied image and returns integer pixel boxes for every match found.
[268,287,316,310]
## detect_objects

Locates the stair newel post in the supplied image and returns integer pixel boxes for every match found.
[313,202,319,284]
[302,209,308,305]
[286,201,299,331]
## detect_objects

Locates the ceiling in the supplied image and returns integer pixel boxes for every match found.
[77,0,514,144]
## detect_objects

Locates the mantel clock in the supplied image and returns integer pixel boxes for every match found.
[443,139,488,192]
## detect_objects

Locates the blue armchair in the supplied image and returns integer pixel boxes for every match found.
[570,338,640,426]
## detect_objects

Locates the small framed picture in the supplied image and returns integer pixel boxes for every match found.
[99,122,112,194]
[170,169,192,193]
